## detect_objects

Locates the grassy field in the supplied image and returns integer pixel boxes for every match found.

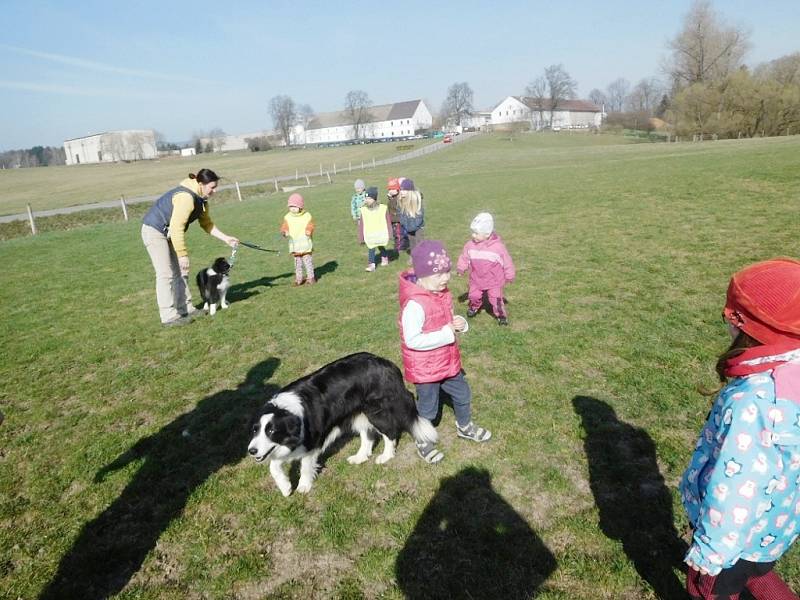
[2,132,800,599]
[0,138,437,216]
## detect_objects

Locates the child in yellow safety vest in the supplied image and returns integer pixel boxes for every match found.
[358,187,392,272]
[280,193,316,286]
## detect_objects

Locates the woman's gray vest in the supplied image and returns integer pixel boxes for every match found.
[142,185,206,236]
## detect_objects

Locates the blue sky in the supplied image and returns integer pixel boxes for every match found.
[1,0,797,150]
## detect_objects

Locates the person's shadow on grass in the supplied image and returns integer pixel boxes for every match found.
[572,396,687,599]
[39,358,281,600]
[395,467,556,599]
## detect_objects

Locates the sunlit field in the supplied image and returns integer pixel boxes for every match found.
[2,132,800,599]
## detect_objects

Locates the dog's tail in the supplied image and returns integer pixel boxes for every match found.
[409,416,437,445]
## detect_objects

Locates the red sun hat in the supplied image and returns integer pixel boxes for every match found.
[724,257,800,345]
[287,193,304,209]
[387,178,400,191]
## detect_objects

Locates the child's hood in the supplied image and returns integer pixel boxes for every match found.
[730,364,800,445]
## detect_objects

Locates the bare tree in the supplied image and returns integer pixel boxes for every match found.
[344,90,373,140]
[442,82,474,128]
[269,95,297,146]
[606,78,630,112]
[296,103,315,128]
[208,128,226,152]
[666,0,750,90]
[525,76,548,129]
[543,64,577,126]
[626,78,664,114]
[588,88,608,109]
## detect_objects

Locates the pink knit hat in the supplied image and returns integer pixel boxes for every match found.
[724,258,800,345]
[287,193,304,209]
[411,240,451,278]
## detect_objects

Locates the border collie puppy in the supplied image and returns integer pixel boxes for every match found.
[196,257,231,315]
[248,352,437,496]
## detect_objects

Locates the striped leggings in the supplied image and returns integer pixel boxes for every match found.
[293,253,314,283]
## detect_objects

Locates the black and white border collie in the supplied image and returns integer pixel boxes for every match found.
[196,257,231,315]
[247,352,437,496]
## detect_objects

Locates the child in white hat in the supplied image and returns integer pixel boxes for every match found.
[456,212,515,325]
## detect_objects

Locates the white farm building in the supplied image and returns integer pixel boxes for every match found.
[299,99,432,145]
[63,130,157,165]
[491,97,603,130]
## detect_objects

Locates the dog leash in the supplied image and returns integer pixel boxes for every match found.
[239,240,280,254]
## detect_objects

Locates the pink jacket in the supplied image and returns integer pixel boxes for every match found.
[456,233,515,290]
[398,271,462,384]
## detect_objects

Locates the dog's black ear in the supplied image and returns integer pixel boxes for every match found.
[282,416,304,447]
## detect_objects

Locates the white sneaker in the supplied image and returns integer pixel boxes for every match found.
[365,263,376,272]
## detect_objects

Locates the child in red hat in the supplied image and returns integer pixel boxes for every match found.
[386,178,407,251]
[280,193,315,286]
[681,258,800,599]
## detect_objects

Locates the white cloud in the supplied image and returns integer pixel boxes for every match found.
[1,44,214,85]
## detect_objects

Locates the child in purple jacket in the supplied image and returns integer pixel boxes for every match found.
[456,213,515,325]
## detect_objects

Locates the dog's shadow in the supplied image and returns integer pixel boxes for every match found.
[227,260,339,303]
[572,395,687,598]
[395,467,557,599]
[39,358,282,600]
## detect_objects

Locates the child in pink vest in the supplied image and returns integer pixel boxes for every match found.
[398,240,492,463]
[457,212,515,325]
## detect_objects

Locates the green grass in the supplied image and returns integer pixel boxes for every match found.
[2,132,800,599]
[0,139,436,216]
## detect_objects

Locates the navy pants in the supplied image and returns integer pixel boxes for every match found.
[415,372,472,428]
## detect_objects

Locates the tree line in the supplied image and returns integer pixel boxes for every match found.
[1,146,66,168]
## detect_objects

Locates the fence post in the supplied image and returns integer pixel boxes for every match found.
[305,174,311,186]
[120,196,129,220]
[26,204,37,235]
[274,178,279,192]
[372,157,376,168]
[361,160,364,170]
[333,162,336,175]
[235,181,243,202]
[295,169,299,181]
[319,163,323,176]
[349,161,352,172]
[326,171,331,183]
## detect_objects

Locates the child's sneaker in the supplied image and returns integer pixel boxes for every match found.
[497,317,508,326]
[466,308,479,318]
[416,440,444,464]
[365,263,376,272]
[456,421,492,442]
[293,280,304,287]
[381,256,389,267]
[305,278,316,286]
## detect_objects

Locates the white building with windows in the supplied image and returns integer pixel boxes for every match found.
[299,99,432,145]
[490,96,602,129]
[63,130,157,165]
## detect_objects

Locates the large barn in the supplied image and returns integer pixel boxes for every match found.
[491,96,603,130]
[300,99,433,145]
[63,130,157,165]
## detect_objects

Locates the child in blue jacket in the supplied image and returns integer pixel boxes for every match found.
[680,258,800,600]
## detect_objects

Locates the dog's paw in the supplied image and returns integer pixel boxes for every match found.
[209,305,217,316]
[221,302,230,309]
[375,454,394,465]
[296,480,314,494]
[347,453,370,465]
[277,483,293,497]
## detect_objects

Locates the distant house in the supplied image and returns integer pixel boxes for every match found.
[448,110,493,132]
[490,97,602,130]
[63,130,157,165]
[300,99,433,145]
[199,130,284,152]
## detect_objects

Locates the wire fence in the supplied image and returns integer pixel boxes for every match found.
[2,132,482,232]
